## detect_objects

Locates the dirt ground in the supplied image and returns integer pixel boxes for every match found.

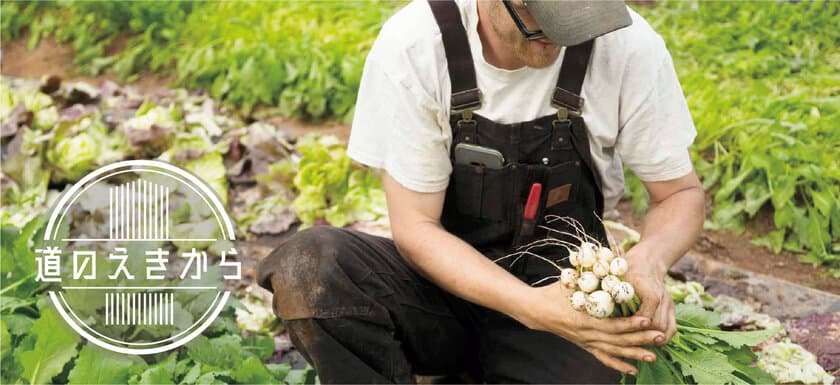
[1,35,174,93]
[616,201,840,295]
[3,35,838,295]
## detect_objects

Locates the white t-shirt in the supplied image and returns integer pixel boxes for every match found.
[347,0,696,210]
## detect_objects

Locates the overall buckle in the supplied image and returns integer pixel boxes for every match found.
[551,107,573,151]
[456,109,477,143]
[551,87,583,119]
[452,88,481,143]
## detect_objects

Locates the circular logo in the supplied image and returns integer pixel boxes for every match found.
[38,160,241,355]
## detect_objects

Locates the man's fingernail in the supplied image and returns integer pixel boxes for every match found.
[641,319,650,328]
[644,355,655,362]
[628,370,637,376]
[655,335,665,344]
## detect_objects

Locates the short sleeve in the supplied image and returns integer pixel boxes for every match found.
[347,53,452,193]
[615,50,697,182]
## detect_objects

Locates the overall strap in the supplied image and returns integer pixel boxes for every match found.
[550,40,605,217]
[428,0,482,120]
[552,40,594,119]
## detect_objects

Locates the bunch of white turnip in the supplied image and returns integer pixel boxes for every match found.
[499,215,640,319]
[560,241,638,319]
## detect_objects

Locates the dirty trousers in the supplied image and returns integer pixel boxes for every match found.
[257,226,620,384]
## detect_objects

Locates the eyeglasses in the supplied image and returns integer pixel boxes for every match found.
[502,0,546,41]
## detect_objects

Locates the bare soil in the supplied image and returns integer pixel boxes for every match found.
[263,116,351,142]
[616,201,840,295]
[4,34,837,296]
[1,35,174,93]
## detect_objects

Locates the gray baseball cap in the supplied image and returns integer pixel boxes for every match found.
[523,0,633,46]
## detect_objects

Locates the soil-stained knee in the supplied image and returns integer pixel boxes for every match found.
[257,226,359,320]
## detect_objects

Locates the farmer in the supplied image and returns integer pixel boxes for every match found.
[258,0,704,383]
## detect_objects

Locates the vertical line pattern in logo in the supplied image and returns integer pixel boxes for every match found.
[153,183,158,239]
[142,180,147,240]
[108,180,172,240]
[165,185,169,239]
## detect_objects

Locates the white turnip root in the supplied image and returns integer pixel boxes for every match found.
[578,271,600,293]
[560,268,579,289]
[614,282,635,304]
[586,290,615,318]
[568,250,580,267]
[592,259,610,278]
[600,274,621,296]
[609,257,628,276]
[578,242,598,268]
[597,246,615,264]
[570,291,587,311]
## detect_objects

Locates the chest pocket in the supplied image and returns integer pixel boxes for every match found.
[442,115,596,249]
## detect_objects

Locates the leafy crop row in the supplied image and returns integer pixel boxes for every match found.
[631,1,840,271]
[1,1,399,120]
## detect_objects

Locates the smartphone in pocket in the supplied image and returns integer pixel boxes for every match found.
[454,143,505,169]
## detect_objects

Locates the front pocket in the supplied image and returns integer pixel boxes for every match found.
[480,165,514,220]
[452,164,484,218]
[451,163,516,222]
[543,161,581,212]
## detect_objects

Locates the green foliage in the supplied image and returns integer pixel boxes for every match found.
[628,1,840,269]
[176,2,397,120]
[18,307,81,384]
[625,304,779,385]
[2,1,196,81]
[1,1,400,121]
[267,134,388,228]
[67,346,140,384]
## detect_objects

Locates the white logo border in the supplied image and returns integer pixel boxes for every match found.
[43,160,237,355]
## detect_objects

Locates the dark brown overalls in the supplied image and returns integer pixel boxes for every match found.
[257,1,617,383]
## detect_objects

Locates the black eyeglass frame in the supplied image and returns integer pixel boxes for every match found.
[502,0,546,41]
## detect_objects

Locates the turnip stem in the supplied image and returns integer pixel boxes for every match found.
[627,299,638,314]
[620,303,629,318]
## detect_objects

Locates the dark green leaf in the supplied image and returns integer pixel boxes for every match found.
[676,304,720,329]
[19,307,81,384]
[67,345,139,384]
[232,356,276,384]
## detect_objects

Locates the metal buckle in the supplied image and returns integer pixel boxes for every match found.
[451,88,482,114]
[551,87,583,118]
[458,109,475,125]
[555,107,570,123]
[456,109,477,143]
[551,109,572,150]
[552,105,570,129]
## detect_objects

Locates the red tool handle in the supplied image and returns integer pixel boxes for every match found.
[523,183,542,220]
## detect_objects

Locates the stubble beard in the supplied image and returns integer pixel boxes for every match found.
[517,41,561,68]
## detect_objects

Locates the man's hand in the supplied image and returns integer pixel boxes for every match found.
[623,243,676,345]
[628,166,705,344]
[515,282,664,376]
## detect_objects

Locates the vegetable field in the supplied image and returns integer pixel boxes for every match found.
[638,1,840,272]
[1,0,839,384]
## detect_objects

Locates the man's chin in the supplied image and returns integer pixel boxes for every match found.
[522,48,561,69]
[526,56,559,69]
